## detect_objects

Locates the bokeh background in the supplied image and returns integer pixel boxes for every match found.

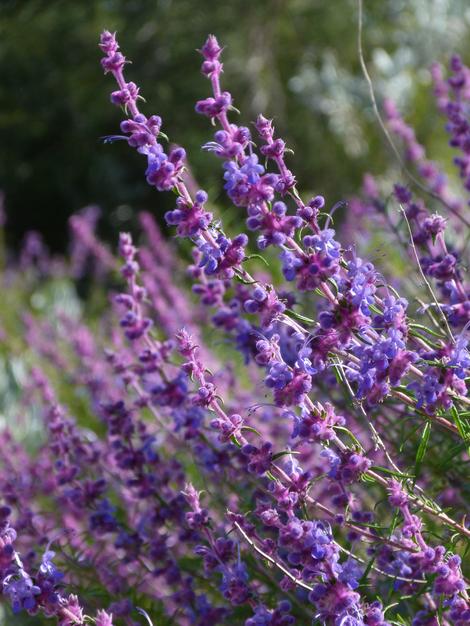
[1,0,470,252]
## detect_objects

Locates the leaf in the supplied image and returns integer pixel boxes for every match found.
[450,405,470,453]
[272,450,300,461]
[359,553,377,585]
[244,253,269,267]
[388,510,401,537]
[331,362,344,385]
[439,441,470,470]
[234,273,257,285]
[392,385,416,401]
[335,425,363,450]
[369,303,383,315]
[408,322,445,339]
[230,434,241,448]
[241,425,262,437]
[414,421,431,479]
[371,466,415,480]
[285,308,315,324]
[399,421,423,452]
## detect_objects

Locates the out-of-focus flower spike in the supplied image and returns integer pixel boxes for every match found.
[95,610,115,626]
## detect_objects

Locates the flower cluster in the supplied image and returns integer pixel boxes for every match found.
[0,26,469,626]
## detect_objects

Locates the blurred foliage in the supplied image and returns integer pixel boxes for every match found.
[0,0,469,252]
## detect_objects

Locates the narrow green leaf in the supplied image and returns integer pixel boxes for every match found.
[371,466,415,480]
[359,554,377,585]
[331,363,344,385]
[335,425,363,450]
[234,273,257,285]
[450,405,470,453]
[244,253,269,267]
[272,450,300,461]
[414,421,431,478]
[241,425,262,437]
[230,434,241,447]
[409,322,445,339]
[285,308,316,324]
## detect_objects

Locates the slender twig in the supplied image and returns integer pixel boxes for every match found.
[398,202,454,342]
[233,521,314,592]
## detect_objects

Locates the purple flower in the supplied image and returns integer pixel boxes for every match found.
[152,372,188,408]
[322,449,371,484]
[183,484,209,530]
[3,569,41,613]
[447,595,470,626]
[350,329,416,403]
[338,558,363,590]
[39,551,63,585]
[434,555,465,596]
[291,403,345,442]
[340,251,377,316]
[244,287,286,330]
[408,365,466,412]
[145,145,186,191]
[210,412,244,443]
[165,191,213,238]
[220,561,251,605]
[198,232,248,277]
[241,442,273,475]
[95,610,115,626]
[309,580,363,625]
[448,328,470,379]
[100,31,126,74]
[223,155,278,208]
[265,362,293,390]
[308,521,335,559]
[204,126,251,159]
[373,295,408,332]
[89,499,118,534]
[58,594,85,625]
[196,92,233,118]
[245,601,295,626]
[248,202,302,250]
[388,480,408,509]
[199,34,223,73]
[280,229,340,290]
[364,602,390,626]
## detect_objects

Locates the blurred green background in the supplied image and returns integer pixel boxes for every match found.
[1,0,469,251]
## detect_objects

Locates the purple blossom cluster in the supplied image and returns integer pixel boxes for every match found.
[0,27,468,626]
